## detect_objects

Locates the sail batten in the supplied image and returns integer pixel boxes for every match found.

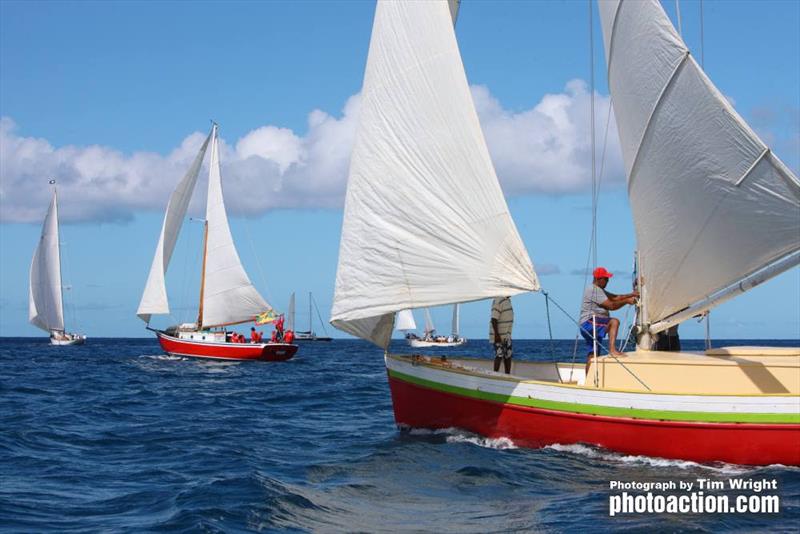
[330,0,538,348]
[200,125,271,328]
[29,190,65,333]
[599,0,800,329]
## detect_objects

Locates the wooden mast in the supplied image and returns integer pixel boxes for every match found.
[196,220,209,329]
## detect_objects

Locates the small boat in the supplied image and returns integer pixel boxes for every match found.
[29,183,86,346]
[137,124,297,362]
[331,0,799,465]
[288,291,333,342]
[403,306,466,347]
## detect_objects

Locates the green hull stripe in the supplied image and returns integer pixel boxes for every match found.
[388,369,800,424]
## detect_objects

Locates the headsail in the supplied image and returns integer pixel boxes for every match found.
[331,0,539,347]
[137,129,212,323]
[599,0,800,334]
[29,189,64,333]
[200,125,271,328]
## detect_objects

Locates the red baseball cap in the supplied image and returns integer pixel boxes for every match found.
[593,267,614,279]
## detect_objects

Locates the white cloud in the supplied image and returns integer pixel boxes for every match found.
[0,81,624,223]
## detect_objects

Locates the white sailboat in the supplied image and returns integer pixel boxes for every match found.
[29,184,86,346]
[290,291,333,342]
[331,0,799,465]
[405,306,467,347]
[137,123,297,361]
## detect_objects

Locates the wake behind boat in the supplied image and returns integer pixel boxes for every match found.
[29,184,86,346]
[137,124,297,362]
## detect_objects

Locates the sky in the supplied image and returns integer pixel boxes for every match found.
[0,0,798,340]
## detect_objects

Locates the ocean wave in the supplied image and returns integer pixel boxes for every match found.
[544,443,750,474]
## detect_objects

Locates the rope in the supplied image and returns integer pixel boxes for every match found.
[546,292,651,392]
[675,0,683,37]
[542,291,561,383]
[311,294,330,336]
[699,0,705,69]
[244,215,275,309]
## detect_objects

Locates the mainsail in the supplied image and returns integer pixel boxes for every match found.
[200,125,271,328]
[451,304,460,337]
[137,130,212,323]
[395,309,416,332]
[288,292,296,331]
[29,189,64,333]
[331,0,539,347]
[599,0,800,334]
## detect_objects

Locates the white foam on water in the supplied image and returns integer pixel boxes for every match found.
[545,443,750,474]
[403,427,517,449]
[139,354,186,361]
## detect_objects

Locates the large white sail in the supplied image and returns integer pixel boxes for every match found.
[330,0,539,347]
[395,309,416,331]
[599,0,800,333]
[200,125,271,328]
[29,189,64,333]
[137,130,212,323]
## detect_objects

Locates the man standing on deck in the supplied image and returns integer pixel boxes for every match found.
[579,267,638,358]
[490,296,514,374]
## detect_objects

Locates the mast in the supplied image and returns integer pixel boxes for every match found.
[196,221,209,328]
[308,291,312,333]
[54,184,65,333]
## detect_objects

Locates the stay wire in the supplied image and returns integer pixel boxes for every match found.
[547,291,651,392]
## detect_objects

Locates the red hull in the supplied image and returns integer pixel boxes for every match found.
[388,374,800,466]
[156,332,297,361]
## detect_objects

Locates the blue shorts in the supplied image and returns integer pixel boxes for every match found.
[580,319,609,350]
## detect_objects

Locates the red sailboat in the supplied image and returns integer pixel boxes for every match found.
[138,123,297,361]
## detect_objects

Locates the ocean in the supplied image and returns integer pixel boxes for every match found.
[1,338,798,532]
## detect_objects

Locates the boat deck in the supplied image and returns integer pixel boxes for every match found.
[397,346,800,395]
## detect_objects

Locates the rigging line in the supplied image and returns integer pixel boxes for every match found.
[589,0,597,268]
[542,291,562,384]
[546,292,651,392]
[699,0,705,69]
[243,215,275,308]
[675,0,683,38]
[311,294,330,336]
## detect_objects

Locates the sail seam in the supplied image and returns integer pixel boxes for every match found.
[627,50,690,193]
[735,148,769,187]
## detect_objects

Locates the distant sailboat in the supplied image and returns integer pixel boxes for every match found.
[404,306,466,347]
[291,292,333,342]
[29,184,86,346]
[137,124,297,361]
[331,0,799,465]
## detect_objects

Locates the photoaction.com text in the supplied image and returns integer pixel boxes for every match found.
[608,478,780,516]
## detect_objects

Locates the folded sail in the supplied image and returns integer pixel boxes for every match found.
[201,125,271,328]
[599,0,800,332]
[29,190,64,333]
[331,0,539,347]
[137,130,212,323]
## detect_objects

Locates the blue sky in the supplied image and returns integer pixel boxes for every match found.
[1,0,798,340]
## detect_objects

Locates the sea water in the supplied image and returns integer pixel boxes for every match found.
[1,338,798,532]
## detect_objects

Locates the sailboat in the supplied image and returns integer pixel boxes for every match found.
[331,0,799,465]
[137,124,297,361]
[405,306,467,347]
[289,291,333,342]
[29,184,86,346]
